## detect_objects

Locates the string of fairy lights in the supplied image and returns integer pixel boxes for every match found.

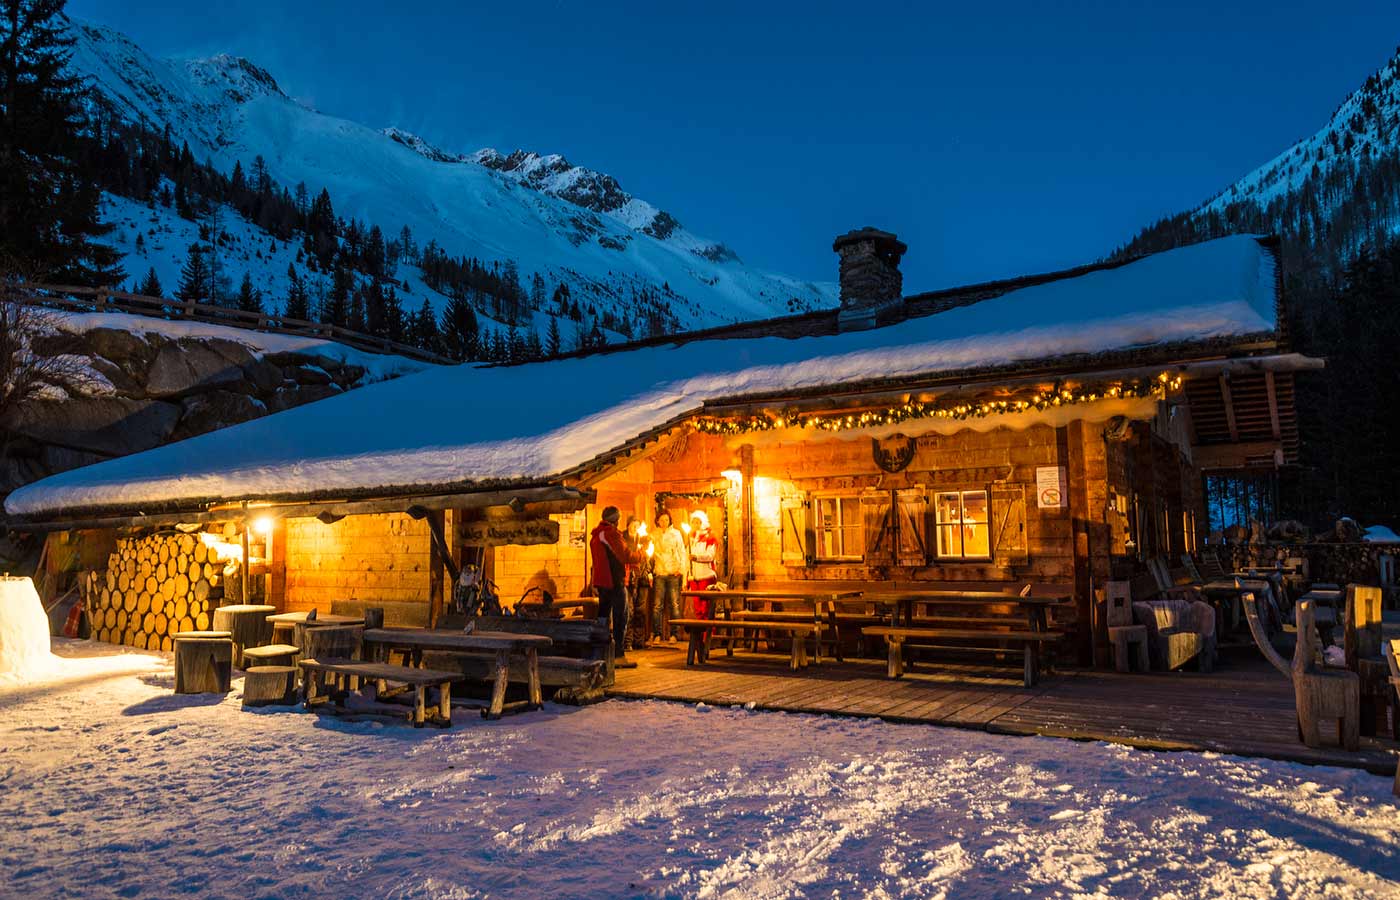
[693,372,1183,436]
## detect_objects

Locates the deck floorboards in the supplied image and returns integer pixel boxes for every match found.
[608,645,1400,774]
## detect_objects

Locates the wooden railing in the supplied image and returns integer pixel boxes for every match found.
[7,283,456,366]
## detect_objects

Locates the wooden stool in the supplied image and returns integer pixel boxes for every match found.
[1108,624,1149,673]
[242,665,299,708]
[212,604,276,668]
[271,622,295,645]
[173,630,233,694]
[240,643,299,668]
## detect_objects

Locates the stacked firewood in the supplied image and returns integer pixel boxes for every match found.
[82,533,232,650]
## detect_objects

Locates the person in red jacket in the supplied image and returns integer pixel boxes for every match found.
[687,510,719,621]
[590,506,634,667]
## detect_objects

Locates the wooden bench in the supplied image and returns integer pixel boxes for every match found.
[299,657,464,727]
[454,615,612,704]
[363,628,551,718]
[669,618,819,669]
[862,625,1059,687]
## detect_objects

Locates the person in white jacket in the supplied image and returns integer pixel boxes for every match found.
[651,511,687,642]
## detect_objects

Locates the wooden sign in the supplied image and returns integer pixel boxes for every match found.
[461,517,560,547]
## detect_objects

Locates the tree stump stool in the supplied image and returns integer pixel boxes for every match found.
[1108,624,1149,673]
[242,665,299,708]
[240,643,300,668]
[173,631,233,694]
[212,604,276,668]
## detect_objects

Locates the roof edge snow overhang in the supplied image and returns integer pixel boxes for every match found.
[5,338,1322,531]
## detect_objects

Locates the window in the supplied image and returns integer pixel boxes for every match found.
[934,490,990,559]
[815,496,863,560]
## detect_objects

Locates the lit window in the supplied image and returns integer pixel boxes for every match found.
[934,490,990,559]
[815,496,863,560]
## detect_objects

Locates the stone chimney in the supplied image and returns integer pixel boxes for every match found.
[832,227,907,331]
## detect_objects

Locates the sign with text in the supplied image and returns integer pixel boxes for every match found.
[1036,466,1067,509]
[462,517,560,547]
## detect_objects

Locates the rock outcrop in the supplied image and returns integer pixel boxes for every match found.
[1,325,424,502]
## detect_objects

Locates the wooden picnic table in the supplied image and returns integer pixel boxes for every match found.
[859,591,1069,687]
[680,588,864,662]
[362,627,553,717]
[1201,577,1282,633]
[266,611,365,626]
[862,590,1069,631]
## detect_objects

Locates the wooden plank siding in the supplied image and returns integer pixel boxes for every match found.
[284,512,431,611]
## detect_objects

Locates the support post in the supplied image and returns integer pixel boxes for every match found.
[739,444,755,588]
[268,517,287,612]
[428,509,445,628]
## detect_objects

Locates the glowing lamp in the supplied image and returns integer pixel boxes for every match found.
[253,516,274,536]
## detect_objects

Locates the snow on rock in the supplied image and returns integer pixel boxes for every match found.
[5,235,1279,517]
[0,578,54,682]
[1364,525,1400,543]
[0,638,1397,898]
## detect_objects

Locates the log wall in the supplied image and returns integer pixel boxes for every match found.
[284,513,430,612]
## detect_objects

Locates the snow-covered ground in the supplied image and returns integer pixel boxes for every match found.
[2,639,1398,899]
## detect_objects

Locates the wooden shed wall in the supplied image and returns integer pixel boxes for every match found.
[284,512,431,612]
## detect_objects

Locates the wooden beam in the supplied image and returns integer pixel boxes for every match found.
[739,444,755,588]
[268,518,287,613]
[1264,370,1282,440]
[427,509,446,628]
[7,486,595,533]
[1063,422,1095,668]
[1219,375,1240,443]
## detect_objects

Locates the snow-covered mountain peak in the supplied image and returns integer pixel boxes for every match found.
[67,16,835,331]
[1203,46,1400,214]
[180,53,285,104]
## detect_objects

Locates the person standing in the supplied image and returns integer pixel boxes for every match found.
[624,516,652,651]
[651,511,686,642]
[687,510,719,622]
[590,506,634,667]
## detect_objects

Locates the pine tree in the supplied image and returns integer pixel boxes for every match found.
[235,271,262,313]
[545,315,561,357]
[0,0,123,284]
[284,266,310,320]
[439,294,479,361]
[409,298,440,353]
[137,266,162,297]
[322,262,352,326]
[175,243,211,301]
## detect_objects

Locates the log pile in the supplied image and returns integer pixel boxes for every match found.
[82,533,233,650]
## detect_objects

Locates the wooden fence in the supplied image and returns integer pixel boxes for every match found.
[7,283,456,366]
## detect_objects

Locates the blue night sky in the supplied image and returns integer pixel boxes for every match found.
[69,0,1400,292]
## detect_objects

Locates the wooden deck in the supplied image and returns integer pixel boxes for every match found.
[609,645,1400,775]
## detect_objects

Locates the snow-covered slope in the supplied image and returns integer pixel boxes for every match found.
[1203,49,1400,215]
[68,19,834,330]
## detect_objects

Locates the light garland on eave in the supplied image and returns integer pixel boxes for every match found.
[693,372,1183,436]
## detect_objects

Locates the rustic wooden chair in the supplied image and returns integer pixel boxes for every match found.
[1386,639,1400,796]
[1180,554,1204,584]
[1130,575,1216,672]
[1292,599,1360,751]
[1344,585,1393,737]
[1147,557,1174,593]
[1105,580,1148,672]
[1198,546,1229,579]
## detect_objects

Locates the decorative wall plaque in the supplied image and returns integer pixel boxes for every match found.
[872,434,916,473]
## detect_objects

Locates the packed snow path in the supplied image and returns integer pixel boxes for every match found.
[2,641,1398,899]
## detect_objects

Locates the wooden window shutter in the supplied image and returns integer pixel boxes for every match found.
[861,490,894,566]
[780,496,813,566]
[990,485,1028,565]
[895,488,928,567]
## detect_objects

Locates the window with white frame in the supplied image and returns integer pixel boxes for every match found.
[934,490,990,559]
[815,495,863,560]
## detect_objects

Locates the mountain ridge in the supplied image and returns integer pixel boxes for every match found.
[65,17,834,336]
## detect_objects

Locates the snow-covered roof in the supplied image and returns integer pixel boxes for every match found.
[6,236,1281,518]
